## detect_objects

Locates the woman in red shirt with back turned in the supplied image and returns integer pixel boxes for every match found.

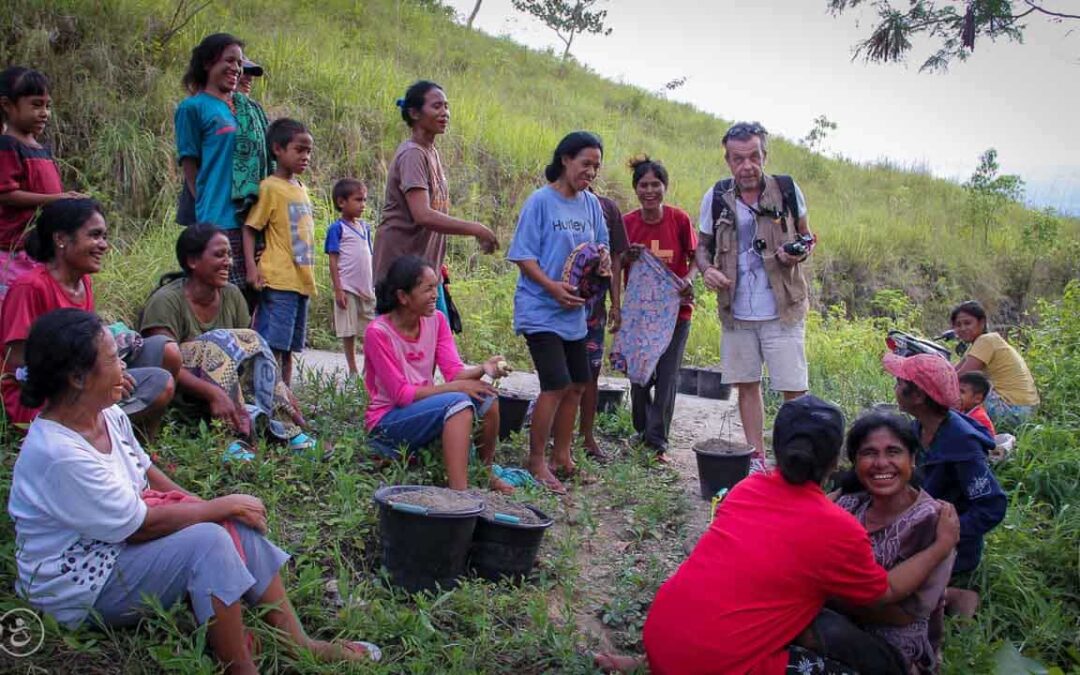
[622,156,696,460]
[596,395,960,675]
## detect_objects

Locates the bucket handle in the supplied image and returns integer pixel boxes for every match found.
[390,502,429,515]
[493,513,522,524]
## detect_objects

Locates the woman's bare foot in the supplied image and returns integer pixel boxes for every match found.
[307,639,381,663]
[593,651,646,673]
[529,464,568,494]
[489,474,516,495]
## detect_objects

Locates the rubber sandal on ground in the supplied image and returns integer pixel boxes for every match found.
[536,473,568,495]
[343,640,382,662]
[583,443,611,463]
[223,441,255,464]
[288,432,317,451]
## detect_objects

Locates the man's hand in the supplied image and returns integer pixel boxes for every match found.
[335,287,348,310]
[776,249,805,267]
[121,372,136,398]
[624,243,645,262]
[548,281,586,309]
[702,267,732,291]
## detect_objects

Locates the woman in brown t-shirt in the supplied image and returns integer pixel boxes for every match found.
[373,80,498,289]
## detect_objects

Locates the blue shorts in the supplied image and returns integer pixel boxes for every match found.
[368,392,494,458]
[253,288,309,353]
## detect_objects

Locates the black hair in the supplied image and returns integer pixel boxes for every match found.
[0,67,50,118]
[24,198,104,263]
[332,178,367,211]
[775,437,836,486]
[628,155,669,188]
[544,131,604,183]
[959,371,992,400]
[266,118,310,158]
[722,121,769,153]
[950,300,988,331]
[20,308,105,409]
[900,379,950,416]
[844,412,921,465]
[182,33,244,94]
[156,223,224,288]
[398,80,444,127]
[375,255,433,315]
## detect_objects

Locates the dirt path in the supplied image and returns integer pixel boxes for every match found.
[296,349,746,650]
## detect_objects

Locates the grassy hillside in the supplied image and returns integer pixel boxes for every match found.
[1,1,1078,672]
[5,0,1079,350]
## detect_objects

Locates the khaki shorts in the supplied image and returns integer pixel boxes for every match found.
[720,318,808,391]
[333,291,376,338]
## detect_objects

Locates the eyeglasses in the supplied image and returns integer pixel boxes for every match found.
[723,122,768,143]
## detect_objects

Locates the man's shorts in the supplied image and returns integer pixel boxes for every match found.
[333,291,376,339]
[720,318,808,391]
[524,332,591,392]
[254,288,309,353]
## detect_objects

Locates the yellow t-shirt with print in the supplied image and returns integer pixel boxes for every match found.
[968,332,1039,406]
[245,176,317,297]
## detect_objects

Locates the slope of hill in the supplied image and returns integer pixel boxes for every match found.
[5,0,1078,341]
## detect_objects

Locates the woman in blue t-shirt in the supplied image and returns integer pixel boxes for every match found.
[174,34,247,283]
[507,131,610,494]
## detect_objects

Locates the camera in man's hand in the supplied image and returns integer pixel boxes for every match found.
[782,234,815,257]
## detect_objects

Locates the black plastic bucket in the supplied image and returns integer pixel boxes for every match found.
[373,486,483,592]
[677,367,700,395]
[697,367,732,400]
[469,505,554,582]
[693,440,753,499]
[597,386,626,413]
[498,391,533,440]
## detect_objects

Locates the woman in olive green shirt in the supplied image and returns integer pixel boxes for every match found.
[140,224,313,460]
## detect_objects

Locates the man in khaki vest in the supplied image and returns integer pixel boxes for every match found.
[695,122,815,473]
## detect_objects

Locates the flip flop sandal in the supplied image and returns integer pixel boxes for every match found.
[223,440,256,464]
[343,640,382,662]
[288,432,317,451]
[583,443,612,463]
[536,473,568,495]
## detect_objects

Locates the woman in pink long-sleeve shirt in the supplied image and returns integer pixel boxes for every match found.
[363,255,514,492]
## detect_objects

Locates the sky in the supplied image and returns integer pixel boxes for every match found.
[443,0,1080,214]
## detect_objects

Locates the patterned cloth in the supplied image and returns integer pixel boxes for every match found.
[785,645,857,674]
[561,241,611,300]
[230,93,271,215]
[179,328,300,440]
[609,249,682,385]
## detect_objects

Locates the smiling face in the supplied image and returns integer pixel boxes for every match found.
[561,146,602,192]
[724,135,767,192]
[397,266,439,317]
[1,91,51,139]
[56,211,109,275]
[634,169,666,210]
[412,87,449,135]
[188,232,232,288]
[274,132,313,176]
[205,43,243,95]
[74,328,126,410]
[951,310,985,343]
[854,426,915,498]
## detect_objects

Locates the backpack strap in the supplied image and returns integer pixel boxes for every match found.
[707,178,734,259]
[773,174,799,233]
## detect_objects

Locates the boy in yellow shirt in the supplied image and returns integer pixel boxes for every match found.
[244,118,316,387]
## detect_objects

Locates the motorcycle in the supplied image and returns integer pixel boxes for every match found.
[885,329,954,360]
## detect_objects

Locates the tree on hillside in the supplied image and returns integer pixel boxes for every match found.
[510,0,612,60]
[828,0,1080,72]
[964,148,1024,244]
[466,0,482,28]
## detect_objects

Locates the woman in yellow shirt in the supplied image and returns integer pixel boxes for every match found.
[951,300,1039,426]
